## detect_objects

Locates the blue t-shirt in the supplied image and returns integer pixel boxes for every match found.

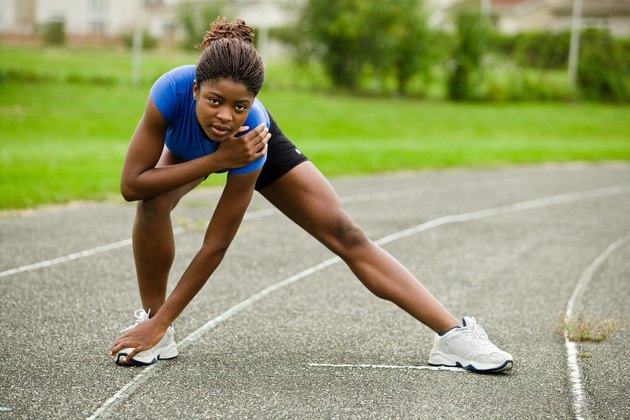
[149,64,267,175]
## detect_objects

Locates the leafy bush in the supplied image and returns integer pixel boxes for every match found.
[577,29,630,102]
[0,69,55,84]
[446,10,490,101]
[293,0,435,94]
[491,31,570,69]
[43,21,66,46]
[481,61,569,101]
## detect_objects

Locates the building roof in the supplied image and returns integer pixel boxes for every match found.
[451,0,630,16]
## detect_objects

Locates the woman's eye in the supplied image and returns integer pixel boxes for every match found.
[209,98,220,105]
[235,104,247,112]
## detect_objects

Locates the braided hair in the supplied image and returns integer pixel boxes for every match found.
[195,17,265,95]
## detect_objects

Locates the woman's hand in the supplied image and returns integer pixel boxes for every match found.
[214,123,270,169]
[110,317,167,363]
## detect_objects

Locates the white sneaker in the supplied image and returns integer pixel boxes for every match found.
[114,309,178,366]
[428,316,513,373]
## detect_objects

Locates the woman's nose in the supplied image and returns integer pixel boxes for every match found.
[216,107,233,122]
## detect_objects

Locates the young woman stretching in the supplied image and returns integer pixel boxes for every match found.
[110,18,513,373]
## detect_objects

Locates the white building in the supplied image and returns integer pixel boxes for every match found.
[451,0,630,37]
[0,0,297,38]
[1,0,627,45]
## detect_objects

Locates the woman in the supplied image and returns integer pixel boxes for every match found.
[110,18,513,373]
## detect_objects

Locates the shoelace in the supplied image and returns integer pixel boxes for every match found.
[119,308,150,333]
[468,318,489,340]
[462,317,501,351]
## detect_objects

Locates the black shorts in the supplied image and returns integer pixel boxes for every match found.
[254,112,309,191]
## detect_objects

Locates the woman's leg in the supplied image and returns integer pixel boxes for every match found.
[259,162,459,333]
[133,147,203,315]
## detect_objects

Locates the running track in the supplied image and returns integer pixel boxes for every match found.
[1,163,629,419]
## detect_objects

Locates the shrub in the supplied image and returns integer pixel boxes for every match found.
[577,29,630,102]
[446,10,490,100]
[481,63,569,102]
[294,0,435,94]
[43,21,66,46]
[491,31,570,69]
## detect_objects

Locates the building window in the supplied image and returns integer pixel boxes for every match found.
[89,0,109,35]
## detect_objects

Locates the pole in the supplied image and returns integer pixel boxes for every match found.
[481,0,492,18]
[131,3,145,87]
[567,0,583,93]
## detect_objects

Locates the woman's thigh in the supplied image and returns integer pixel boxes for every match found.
[259,162,364,248]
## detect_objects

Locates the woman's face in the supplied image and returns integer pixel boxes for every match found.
[193,78,255,142]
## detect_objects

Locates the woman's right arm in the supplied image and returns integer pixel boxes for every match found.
[120,97,269,201]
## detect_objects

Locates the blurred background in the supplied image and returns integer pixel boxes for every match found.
[1,0,629,210]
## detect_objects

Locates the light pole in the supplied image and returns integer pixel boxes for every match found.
[131,1,145,87]
[481,0,492,18]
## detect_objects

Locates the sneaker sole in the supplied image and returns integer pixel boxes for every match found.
[115,352,177,366]
[429,359,513,373]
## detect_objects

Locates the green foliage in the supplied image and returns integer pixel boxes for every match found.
[491,31,570,69]
[297,0,365,89]
[487,30,630,102]
[176,1,225,50]
[577,29,630,102]
[295,0,433,94]
[480,60,569,101]
[447,10,491,101]
[280,2,629,102]
[42,21,66,46]
[562,315,620,342]
[366,0,433,95]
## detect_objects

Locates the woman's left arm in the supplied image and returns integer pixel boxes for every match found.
[111,169,260,359]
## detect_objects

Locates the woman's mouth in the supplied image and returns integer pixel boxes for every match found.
[210,124,231,139]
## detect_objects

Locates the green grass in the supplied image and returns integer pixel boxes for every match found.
[1,46,630,210]
[562,315,620,342]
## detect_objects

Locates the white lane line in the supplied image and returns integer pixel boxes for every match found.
[0,184,412,279]
[88,184,630,419]
[0,207,305,279]
[86,258,340,420]
[5,184,630,281]
[308,363,466,373]
[0,238,129,279]
[0,185,425,279]
[563,234,630,420]
[86,363,160,420]
[0,228,185,279]
[177,258,340,350]
[375,185,630,247]
[0,208,275,279]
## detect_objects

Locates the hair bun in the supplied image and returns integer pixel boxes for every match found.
[196,17,254,49]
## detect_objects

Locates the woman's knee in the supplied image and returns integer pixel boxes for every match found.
[136,193,178,224]
[325,216,370,255]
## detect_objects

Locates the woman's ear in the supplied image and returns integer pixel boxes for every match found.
[192,79,198,101]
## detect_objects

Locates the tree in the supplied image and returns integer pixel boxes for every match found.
[296,0,432,94]
[447,10,490,101]
[381,0,432,95]
[577,29,630,102]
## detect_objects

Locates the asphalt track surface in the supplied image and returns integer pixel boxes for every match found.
[1,162,629,419]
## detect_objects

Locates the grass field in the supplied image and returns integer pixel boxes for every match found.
[1,46,629,210]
